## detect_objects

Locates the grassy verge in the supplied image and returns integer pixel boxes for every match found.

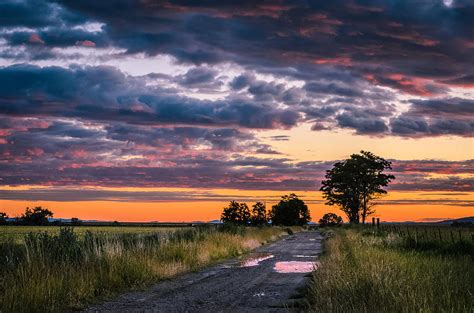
[306,227,474,312]
[0,225,290,312]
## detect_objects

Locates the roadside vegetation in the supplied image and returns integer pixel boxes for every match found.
[0,225,290,312]
[306,225,474,312]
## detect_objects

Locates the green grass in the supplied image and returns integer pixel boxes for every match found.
[306,226,474,312]
[0,225,290,312]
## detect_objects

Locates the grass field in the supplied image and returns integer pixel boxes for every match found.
[0,225,183,242]
[306,225,474,312]
[0,225,290,312]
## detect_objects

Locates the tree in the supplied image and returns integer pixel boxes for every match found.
[250,202,267,225]
[71,217,82,226]
[221,201,250,225]
[0,212,8,225]
[318,213,343,227]
[320,151,395,224]
[269,194,311,226]
[20,206,54,225]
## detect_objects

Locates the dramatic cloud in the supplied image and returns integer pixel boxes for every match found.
[391,98,474,136]
[0,64,300,129]
[0,0,473,203]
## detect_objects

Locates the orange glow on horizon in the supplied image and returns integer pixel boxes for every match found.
[1,190,472,223]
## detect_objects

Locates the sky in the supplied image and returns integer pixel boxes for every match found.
[0,0,473,222]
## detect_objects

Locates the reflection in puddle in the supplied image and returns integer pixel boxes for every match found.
[273,261,320,273]
[253,291,266,297]
[294,255,317,258]
[240,253,274,267]
[253,291,279,298]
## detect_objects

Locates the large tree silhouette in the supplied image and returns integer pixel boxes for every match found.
[320,151,395,224]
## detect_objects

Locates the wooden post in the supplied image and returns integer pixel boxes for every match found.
[372,217,375,227]
[376,218,380,228]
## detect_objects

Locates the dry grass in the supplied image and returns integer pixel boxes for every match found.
[306,227,474,313]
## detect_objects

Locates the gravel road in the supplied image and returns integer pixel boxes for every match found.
[86,231,323,312]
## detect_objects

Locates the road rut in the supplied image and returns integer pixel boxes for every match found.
[87,231,323,312]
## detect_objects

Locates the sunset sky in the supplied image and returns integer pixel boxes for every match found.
[0,0,473,222]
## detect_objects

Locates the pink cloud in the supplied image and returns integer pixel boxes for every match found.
[29,33,45,44]
[75,40,96,47]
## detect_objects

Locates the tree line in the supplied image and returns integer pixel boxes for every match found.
[0,206,83,226]
[221,193,311,226]
[221,151,395,226]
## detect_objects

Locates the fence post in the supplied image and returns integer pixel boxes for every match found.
[376,218,380,228]
[372,217,375,227]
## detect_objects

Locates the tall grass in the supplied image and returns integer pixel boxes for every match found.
[0,225,287,312]
[0,225,181,243]
[306,227,474,312]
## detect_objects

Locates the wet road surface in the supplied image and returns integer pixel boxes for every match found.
[86,231,323,312]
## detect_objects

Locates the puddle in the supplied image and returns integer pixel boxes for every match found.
[273,261,320,273]
[293,255,317,258]
[309,238,316,241]
[240,253,274,267]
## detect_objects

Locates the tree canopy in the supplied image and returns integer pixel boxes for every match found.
[20,206,54,225]
[0,212,8,225]
[221,201,250,225]
[320,151,395,224]
[221,201,269,225]
[269,194,311,226]
[250,202,267,225]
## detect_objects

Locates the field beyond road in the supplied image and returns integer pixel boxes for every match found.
[0,225,292,312]
[306,226,474,312]
[0,225,183,242]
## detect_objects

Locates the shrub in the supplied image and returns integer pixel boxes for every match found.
[318,213,343,227]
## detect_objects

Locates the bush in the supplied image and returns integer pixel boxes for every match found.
[318,213,343,227]
[0,212,8,225]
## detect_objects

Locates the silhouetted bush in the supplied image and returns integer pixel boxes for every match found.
[319,213,343,227]
[70,217,82,226]
[0,212,8,225]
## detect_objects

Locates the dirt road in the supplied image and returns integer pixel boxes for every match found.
[87,231,323,312]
